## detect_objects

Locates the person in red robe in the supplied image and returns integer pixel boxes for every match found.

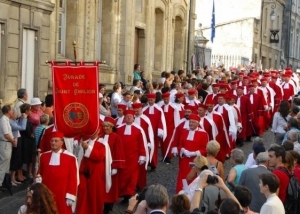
[174,93,185,119]
[132,102,154,190]
[169,105,195,157]
[206,100,230,163]
[161,92,180,163]
[39,131,78,214]
[184,89,200,106]
[213,93,237,155]
[117,109,148,202]
[226,94,242,149]
[281,73,295,101]
[176,114,209,192]
[269,76,283,113]
[227,80,238,96]
[236,86,254,144]
[245,84,265,136]
[203,83,219,105]
[259,77,275,129]
[102,117,125,214]
[237,72,244,86]
[143,93,167,170]
[76,127,106,214]
[197,103,217,141]
[285,69,298,94]
[115,104,126,127]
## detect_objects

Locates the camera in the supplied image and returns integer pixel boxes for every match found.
[206,175,218,184]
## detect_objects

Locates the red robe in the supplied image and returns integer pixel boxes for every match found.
[213,104,236,154]
[40,150,78,214]
[160,102,180,159]
[175,103,185,119]
[259,86,275,128]
[176,128,209,192]
[236,95,253,139]
[117,123,147,196]
[184,97,200,106]
[143,104,167,167]
[199,116,217,141]
[227,89,237,96]
[203,93,218,105]
[77,139,106,214]
[206,111,230,162]
[115,116,125,127]
[245,93,265,135]
[269,81,283,111]
[281,82,295,101]
[170,119,190,154]
[103,132,125,202]
[134,114,154,190]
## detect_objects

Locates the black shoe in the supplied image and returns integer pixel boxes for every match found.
[164,158,171,164]
[121,195,131,203]
[150,166,156,172]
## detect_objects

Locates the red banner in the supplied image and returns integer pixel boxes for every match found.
[51,62,99,137]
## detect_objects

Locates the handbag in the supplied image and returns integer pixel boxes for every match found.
[2,173,12,195]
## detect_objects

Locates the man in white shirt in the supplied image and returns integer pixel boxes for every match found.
[0,105,17,185]
[259,173,285,214]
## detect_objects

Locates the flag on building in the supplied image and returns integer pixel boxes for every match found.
[211,0,215,43]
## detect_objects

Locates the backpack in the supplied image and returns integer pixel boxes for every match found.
[278,167,300,214]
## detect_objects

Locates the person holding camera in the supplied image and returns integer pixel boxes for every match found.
[190,170,243,214]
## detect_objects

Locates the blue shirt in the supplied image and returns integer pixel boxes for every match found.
[133,70,141,80]
[34,125,47,146]
[233,164,247,185]
[9,118,27,138]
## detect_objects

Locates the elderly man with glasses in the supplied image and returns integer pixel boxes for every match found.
[39,131,78,214]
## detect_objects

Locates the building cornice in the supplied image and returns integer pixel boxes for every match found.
[0,0,54,13]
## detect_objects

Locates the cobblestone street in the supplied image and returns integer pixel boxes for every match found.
[0,131,274,214]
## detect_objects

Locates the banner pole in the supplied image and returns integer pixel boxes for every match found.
[45,61,106,64]
[73,41,77,66]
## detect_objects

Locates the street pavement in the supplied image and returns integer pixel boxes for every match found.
[0,130,274,214]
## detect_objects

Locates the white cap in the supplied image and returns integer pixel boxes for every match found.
[30,97,42,106]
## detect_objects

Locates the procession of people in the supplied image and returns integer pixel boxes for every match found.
[1,64,300,214]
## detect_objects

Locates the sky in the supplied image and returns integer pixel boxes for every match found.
[195,0,261,29]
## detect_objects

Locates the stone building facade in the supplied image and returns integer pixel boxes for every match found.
[196,0,285,69]
[0,0,54,105]
[0,0,193,105]
[60,0,192,85]
[282,0,300,69]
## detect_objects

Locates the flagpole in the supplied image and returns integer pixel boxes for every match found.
[73,41,77,66]
[211,0,215,43]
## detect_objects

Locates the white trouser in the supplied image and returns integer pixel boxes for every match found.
[0,141,12,184]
